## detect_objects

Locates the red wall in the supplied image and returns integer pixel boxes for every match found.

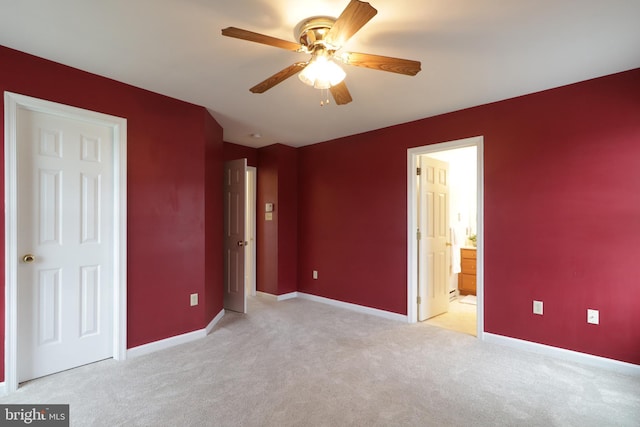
[0,45,225,380]
[224,141,258,167]
[257,146,279,294]
[205,115,225,321]
[276,145,299,295]
[298,68,640,364]
[257,144,298,295]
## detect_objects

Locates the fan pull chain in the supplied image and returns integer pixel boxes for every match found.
[320,89,330,107]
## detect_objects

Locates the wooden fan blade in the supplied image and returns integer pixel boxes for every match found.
[250,63,308,94]
[222,27,302,51]
[341,52,421,76]
[326,0,378,47]
[330,81,353,105]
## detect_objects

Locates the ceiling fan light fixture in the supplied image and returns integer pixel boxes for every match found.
[221,0,420,105]
[298,55,346,89]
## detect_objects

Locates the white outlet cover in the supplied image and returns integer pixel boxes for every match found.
[533,300,543,315]
[587,309,599,324]
[190,293,198,306]
[312,270,318,279]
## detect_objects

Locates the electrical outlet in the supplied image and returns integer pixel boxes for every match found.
[533,300,543,315]
[190,293,198,306]
[312,270,318,280]
[587,309,599,325]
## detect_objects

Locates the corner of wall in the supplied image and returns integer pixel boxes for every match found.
[256,144,299,296]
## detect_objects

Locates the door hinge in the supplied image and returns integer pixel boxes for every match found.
[416,230,421,241]
[416,167,421,176]
[417,296,422,305]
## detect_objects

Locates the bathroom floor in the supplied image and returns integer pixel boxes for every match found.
[423,296,477,336]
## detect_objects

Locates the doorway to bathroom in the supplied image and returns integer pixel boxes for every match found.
[407,136,484,338]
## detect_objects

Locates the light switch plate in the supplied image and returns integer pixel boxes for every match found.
[190,293,198,306]
[587,309,599,324]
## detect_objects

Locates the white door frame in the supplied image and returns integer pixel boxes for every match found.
[246,166,257,297]
[407,136,484,339]
[3,92,128,393]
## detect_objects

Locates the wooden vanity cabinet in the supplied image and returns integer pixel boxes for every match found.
[459,248,476,295]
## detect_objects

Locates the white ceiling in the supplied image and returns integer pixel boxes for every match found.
[1,0,639,148]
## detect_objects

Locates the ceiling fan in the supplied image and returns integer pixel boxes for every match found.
[221,0,421,105]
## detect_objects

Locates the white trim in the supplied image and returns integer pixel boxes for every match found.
[128,310,225,358]
[205,309,225,335]
[277,292,298,301]
[407,136,484,340]
[257,290,407,321]
[113,106,128,362]
[256,291,299,302]
[484,333,640,376]
[3,92,127,393]
[246,166,257,297]
[297,292,408,322]
[0,382,6,396]
[127,329,205,358]
[256,291,278,301]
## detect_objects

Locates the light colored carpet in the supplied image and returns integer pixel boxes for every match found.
[2,295,639,426]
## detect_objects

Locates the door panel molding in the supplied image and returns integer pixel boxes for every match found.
[407,136,484,339]
[4,92,127,393]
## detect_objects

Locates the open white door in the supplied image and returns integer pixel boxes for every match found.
[417,155,450,321]
[224,159,247,313]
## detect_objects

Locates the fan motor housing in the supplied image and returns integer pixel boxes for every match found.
[294,16,338,51]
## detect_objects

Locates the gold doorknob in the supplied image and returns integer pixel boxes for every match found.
[446,242,453,247]
[22,254,36,263]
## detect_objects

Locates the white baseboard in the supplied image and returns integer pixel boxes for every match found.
[483,333,640,377]
[256,291,298,301]
[277,292,298,301]
[128,309,225,359]
[256,291,277,301]
[297,292,407,322]
[127,329,206,358]
[206,309,225,335]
